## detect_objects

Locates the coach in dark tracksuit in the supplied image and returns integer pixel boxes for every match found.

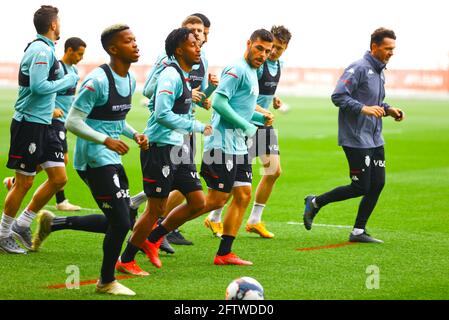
[303,28,405,243]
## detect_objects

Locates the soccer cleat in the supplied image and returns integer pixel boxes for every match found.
[166,229,193,245]
[55,199,81,211]
[3,177,14,191]
[11,221,32,250]
[115,258,149,276]
[245,222,274,238]
[214,252,253,266]
[0,236,27,254]
[303,195,320,231]
[349,231,384,244]
[95,280,136,296]
[204,217,223,237]
[32,210,55,251]
[140,239,162,268]
[159,236,175,254]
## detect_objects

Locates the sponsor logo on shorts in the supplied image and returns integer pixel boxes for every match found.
[20,163,26,169]
[29,143,36,155]
[246,172,253,179]
[54,152,64,160]
[352,175,359,182]
[374,160,386,168]
[218,183,224,189]
[102,202,112,209]
[59,131,65,141]
[365,156,371,167]
[268,144,279,152]
[162,166,170,178]
[190,172,200,179]
[156,187,162,193]
[116,189,130,199]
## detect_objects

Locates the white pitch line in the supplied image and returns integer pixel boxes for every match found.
[287,221,352,229]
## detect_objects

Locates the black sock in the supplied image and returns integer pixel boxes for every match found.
[120,242,141,263]
[51,215,109,233]
[148,225,169,243]
[55,190,66,204]
[217,235,235,256]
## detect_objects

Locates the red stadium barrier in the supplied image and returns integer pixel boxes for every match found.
[1,62,448,93]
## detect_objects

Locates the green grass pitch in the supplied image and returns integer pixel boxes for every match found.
[0,88,448,300]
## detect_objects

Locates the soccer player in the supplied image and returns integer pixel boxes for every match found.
[3,38,86,211]
[128,29,273,268]
[115,27,212,273]
[204,25,292,239]
[130,14,218,248]
[303,28,405,243]
[0,6,79,254]
[34,24,147,295]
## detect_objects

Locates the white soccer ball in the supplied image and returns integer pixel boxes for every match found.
[225,277,264,300]
[278,103,290,113]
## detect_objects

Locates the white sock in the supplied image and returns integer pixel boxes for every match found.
[16,209,36,228]
[130,191,148,210]
[247,203,266,224]
[0,213,15,238]
[352,228,364,236]
[208,207,223,222]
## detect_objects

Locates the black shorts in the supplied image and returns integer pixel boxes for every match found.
[51,119,68,153]
[77,164,132,228]
[7,119,65,175]
[200,149,252,193]
[141,144,203,198]
[248,125,280,159]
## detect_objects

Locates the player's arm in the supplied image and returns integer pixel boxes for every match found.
[143,55,168,99]
[154,70,205,134]
[122,122,149,150]
[212,93,257,137]
[29,52,79,95]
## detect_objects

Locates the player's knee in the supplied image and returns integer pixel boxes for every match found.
[351,182,370,196]
[370,180,385,195]
[190,197,206,213]
[15,178,34,192]
[50,175,68,190]
[234,190,252,207]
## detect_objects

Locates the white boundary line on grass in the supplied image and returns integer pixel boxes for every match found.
[287,221,352,229]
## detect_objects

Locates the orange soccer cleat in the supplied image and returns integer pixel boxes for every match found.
[214,252,253,266]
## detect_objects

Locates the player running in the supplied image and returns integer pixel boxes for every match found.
[0,6,79,254]
[205,25,292,239]
[115,27,212,274]
[33,24,148,295]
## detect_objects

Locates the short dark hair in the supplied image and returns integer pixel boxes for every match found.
[33,5,59,35]
[165,27,195,59]
[370,27,396,48]
[191,13,211,28]
[181,15,203,27]
[64,37,86,52]
[250,29,273,43]
[271,25,292,44]
[101,24,130,54]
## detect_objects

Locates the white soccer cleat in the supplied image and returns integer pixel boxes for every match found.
[55,199,81,211]
[95,280,136,296]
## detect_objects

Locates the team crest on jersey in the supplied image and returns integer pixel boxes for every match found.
[226,159,234,172]
[59,131,65,141]
[162,165,170,178]
[113,174,120,188]
[365,156,371,167]
[28,143,36,155]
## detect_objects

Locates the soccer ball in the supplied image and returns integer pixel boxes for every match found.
[225,277,264,300]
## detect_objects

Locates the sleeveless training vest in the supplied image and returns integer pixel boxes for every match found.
[87,64,132,121]
[57,61,76,96]
[154,63,192,115]
[189,59,205,89]
[258,60,281,96]
[18,38,60,87]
